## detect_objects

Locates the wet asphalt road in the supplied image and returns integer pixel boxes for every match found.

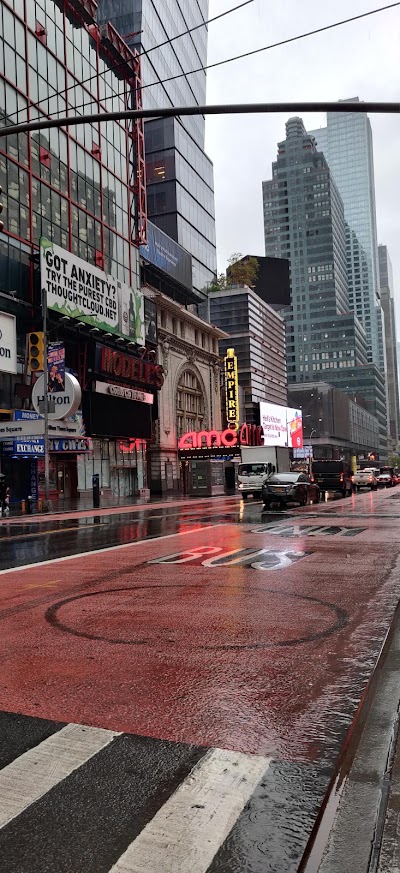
[0,487,400,871]
[0,488,387,571]
[0,497,275,570]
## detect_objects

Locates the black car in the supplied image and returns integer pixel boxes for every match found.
[262,472,320,510]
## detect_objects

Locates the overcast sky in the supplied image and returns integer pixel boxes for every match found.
[205,0,400,320]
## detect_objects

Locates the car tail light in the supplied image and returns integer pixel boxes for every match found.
[351,475,355,482]
[340,473,344,482]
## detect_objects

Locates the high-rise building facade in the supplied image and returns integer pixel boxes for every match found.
[309,99,382,370]
[98,0,217,298]
[378,244,400,447]
[0,0,222,508]
[208,285,288,424]
[263,118,368,378]
[262,117,388,456]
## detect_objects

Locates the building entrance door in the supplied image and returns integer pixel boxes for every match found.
[56,458,78,500]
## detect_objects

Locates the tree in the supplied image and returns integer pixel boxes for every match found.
[206,254,259,294]
[207,272,227,293]
[226,253,259,288]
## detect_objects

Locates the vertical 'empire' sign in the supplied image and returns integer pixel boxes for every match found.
[224,347,239,428]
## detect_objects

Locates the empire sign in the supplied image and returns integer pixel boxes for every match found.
[224,348,239,428]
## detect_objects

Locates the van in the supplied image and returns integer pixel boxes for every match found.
[312,460,353,497]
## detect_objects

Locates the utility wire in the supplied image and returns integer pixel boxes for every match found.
[21,0,400,127]
[6,0,254,123]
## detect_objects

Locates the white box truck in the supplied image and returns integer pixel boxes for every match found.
[238,445,290,499]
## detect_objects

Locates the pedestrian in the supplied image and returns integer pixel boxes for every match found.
[0,479,10,516]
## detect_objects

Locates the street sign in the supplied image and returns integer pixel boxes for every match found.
[0,420,82,440]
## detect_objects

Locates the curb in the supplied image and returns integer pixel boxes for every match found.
[299,594,400,872]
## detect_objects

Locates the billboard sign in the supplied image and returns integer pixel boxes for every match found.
[0,311,17,374]
[286,407,303,448]
[140,221,192,291]
[40,238,145,345]
[259,402,303,448]
[47,341,65,393]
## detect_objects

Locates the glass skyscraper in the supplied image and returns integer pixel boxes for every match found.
[309,100,382,370]
[378,245,400,446]
[263,117,388,456]
[97,0,217,298]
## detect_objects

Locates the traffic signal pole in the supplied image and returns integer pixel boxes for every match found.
[41,282,50,509]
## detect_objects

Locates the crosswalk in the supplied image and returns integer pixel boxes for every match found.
[0,711,275,873]
[0,710,331,871]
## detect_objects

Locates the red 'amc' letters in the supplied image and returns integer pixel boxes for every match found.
[178,424,264,450]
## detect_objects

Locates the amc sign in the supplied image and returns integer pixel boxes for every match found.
[178,424,264,450]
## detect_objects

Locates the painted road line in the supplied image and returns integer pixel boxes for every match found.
[0,728,206,873]
[0,723,119,828]
[0,523,223,575]
[0,711,65,771]
[109,747,270,873]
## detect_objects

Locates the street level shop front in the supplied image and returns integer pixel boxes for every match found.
[178,424,264,497]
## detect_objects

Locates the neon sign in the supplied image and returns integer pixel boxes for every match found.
[224,348,239,428]
[178,424,264,450]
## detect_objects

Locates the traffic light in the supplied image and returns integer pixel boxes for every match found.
[0,186,3,232]
[28,332,44,372]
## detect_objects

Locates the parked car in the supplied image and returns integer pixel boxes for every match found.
[312,460,353,497]
[376,472,393,488]
[351,469,378,491]
[262,472,320,510]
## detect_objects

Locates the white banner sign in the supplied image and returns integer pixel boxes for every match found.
[40,238,145,345]
[259,402,303,448]
[94,380,154,405]
[0,311,17,374]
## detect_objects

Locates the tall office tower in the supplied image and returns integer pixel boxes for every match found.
[98,0,217,298]
[378,245,400,446]
[309,99,383,370]
[263,117,388,456]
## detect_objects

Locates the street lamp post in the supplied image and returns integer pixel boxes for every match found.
[308,429,316,478]
[40,282,53,511]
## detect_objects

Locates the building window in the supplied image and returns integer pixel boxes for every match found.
[176,370,206,438]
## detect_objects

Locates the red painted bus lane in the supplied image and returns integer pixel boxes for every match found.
[0,522,398,763]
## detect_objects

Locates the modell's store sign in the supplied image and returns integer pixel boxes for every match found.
[94,344,164,389]
[178,424,264,459]
[0,312,17,374]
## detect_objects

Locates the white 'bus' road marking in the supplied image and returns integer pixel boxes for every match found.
[0,523,223,575]
[0,723,119,829]
[109,747,270,873]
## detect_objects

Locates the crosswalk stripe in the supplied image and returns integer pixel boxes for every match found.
[109,747,271,873]
[0,722,119,829]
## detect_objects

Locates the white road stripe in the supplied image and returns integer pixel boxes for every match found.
[109,747,270,873]
[0,722,119,828]
[0,524,225,575]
